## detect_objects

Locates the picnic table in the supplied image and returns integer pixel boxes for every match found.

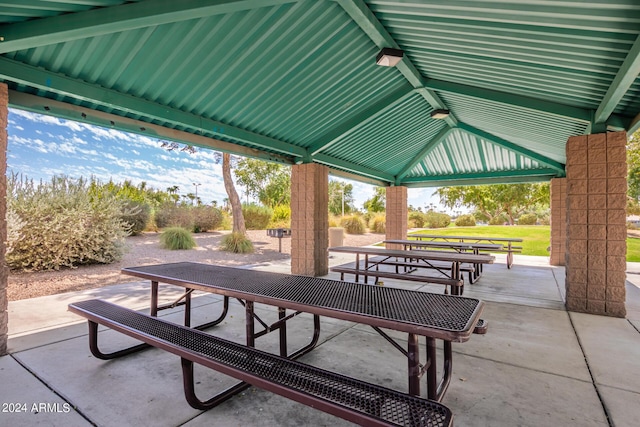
[68,262,486,426]
[329,245,495,294]
[410,234,523,269]
[384,239,503,283]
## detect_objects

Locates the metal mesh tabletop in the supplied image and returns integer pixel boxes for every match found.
[122,262,483,341]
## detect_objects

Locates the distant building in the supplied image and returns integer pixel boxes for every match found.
[628,215,640,227]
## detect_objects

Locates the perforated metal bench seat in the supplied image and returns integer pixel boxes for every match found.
[69,299,453,427]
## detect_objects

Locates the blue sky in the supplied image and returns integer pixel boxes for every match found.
[6,108,443,210]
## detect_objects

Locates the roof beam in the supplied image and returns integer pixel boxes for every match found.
[0,57,307,158]
[395,126,452,183]
[308,86,415,156]
[426,78,592,123]
[335,0,457,127]
[594,33,640,124]
[401,169,559,187]
[8,90,295,165]
[313,153,395,183]
[0,0,292,53]
[457,123,566,175]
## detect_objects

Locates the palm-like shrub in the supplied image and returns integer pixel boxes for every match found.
[160,227,196,250]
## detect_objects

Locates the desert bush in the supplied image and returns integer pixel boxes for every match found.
[369,213,386,233]
[328,215,340,227]
[160,227,196,250]
[408,211,426,228]
[518,213,538,225]
[425,211,451,228]
[221,232,254,253]
[242,203,273,230]
[455,214,476,227]
[340,215,366,234]
[120,200,151,235]
[6,175,128,271]
[220,211,232,230]
[191,206,223,232]
[154,204,222,232]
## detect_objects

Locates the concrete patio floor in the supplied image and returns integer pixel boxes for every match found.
[3,254,640,427]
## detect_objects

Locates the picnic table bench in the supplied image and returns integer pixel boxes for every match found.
[329,246,494,295]
[410,234,523,269]
[69,262,487,425]
[69,299,453,427]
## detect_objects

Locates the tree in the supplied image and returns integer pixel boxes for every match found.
[435,183,550,225]
[233,158,290,207]
[328,180,355,215]
[363,187,386,213]
[222,153,247,234]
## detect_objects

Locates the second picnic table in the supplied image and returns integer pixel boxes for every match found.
[328,245,495,295]
[409,234,523,269]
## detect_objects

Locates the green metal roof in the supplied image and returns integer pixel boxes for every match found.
[0,0,639,187]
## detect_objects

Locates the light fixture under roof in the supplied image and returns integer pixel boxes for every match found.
[376,48,403,67]
[430,109,450,119]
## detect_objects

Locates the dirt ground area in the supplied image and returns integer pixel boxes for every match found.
[7,230,384,301]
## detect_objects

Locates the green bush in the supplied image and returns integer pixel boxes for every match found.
[408,211,426,228]
[518,213,538,225]
[328,215,340,227]
[221,232,254,253]
[340,215,366,234]
[160,227,196,250]
[242,203,273,230]
[455,214,476,227]
[220,211,233,230]
[489,214,508,225]
[268,204,291,228]
[369,214,386,233]
[6,175,128,271]
[121,200,151,236]
[425,211,451,228]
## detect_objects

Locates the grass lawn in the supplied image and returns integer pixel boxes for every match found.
[408,226,639,262]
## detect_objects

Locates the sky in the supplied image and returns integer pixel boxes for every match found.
[6,108,444,211]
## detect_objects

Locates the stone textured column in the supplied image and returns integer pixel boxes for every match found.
[549,178,566,266]
[565,132,627,317]
[290,163,328,276]
[385,186,407,250]
[0,84,8,355]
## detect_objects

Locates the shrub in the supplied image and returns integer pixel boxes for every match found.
[328,215,340,227]
[489,214,508,225]
[121,200,151,235]
[455,214,476,227]
[221,232,254,253]
[268,204,291,228]
[518,213,538,225]
[408,211,426,228]
[154,203,191,229]
[242,203,273,230]
[369,214,386,233]
[154,204,222,232]
[220,211,232,230]
[340,215,366,234]
[191,206,223,232]
[425,211,451,228]
[7,175,128,271]
[160,227,196,250]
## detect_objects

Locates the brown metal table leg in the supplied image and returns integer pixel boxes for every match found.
[407,333,421,396]
[151,281,158,316]
[426,337,438,401]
